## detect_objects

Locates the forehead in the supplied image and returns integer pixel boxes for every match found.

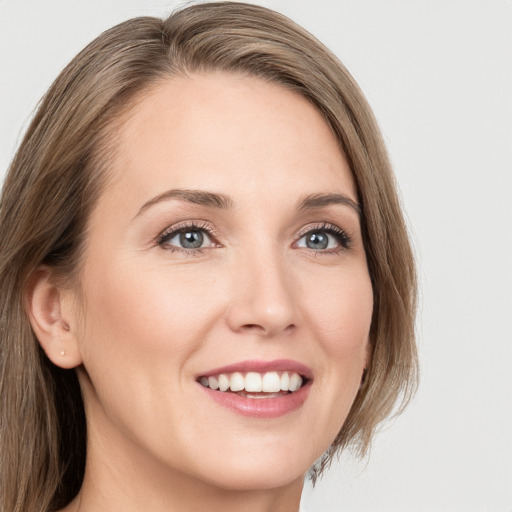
[102,72,356,213]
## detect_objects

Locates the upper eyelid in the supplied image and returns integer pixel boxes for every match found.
[294,222,353,250]
[295,222,348,237]
[158,220,219,241]
[156,222,220,254]
[156,220,352,246]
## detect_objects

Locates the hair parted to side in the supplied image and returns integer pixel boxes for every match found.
[0,2,417,510]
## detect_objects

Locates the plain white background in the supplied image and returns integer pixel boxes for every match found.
[1,1,511,511]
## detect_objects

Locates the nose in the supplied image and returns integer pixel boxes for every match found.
[225,250,299,337]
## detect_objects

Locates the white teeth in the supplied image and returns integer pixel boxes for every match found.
[245,372,262,392]
[262,371,281,392]
[200,371,305,394]
[230,372,245,392]
[218,374,230,392]
[280,372,290,391]
[289,373,302,392]
[208,376,219,390]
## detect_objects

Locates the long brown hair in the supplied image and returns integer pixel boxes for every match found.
[0,3,417,510]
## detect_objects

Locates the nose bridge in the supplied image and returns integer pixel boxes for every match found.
[226,241,298,336]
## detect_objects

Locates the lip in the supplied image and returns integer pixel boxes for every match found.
[196,359,313,419]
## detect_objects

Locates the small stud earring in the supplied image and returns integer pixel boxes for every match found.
[60,350,66,356]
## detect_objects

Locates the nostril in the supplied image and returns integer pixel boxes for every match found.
[239,323,295,336]
[224,279,299,336]
[283,324,295,334]
[239,323,267,334]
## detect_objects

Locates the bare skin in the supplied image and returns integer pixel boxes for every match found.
[28,73,372,511]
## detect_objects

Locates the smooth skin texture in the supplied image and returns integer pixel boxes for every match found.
[28,73,373,512]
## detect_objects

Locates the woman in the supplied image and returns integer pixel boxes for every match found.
[0,2,417,511]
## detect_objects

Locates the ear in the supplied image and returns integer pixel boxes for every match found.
[24,266,82,369]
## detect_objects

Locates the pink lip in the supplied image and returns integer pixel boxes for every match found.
[199,381,311,418]
[197,359,313,419]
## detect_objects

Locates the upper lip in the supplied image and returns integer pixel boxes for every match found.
[197,359,313,380]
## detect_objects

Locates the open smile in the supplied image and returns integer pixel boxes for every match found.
[199,370,305,395]
[196,360,312,418]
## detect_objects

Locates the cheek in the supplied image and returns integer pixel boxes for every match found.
[75,257,224,441]
[305,266,373,358]
[301,266,373,440]
[80,257,220,357]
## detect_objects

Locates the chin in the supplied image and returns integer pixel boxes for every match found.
[182,440,317,492]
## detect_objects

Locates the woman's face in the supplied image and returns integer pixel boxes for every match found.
[70,73,373,491]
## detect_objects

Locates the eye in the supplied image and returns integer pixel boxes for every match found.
[157,222,218,252]
[298,231,335,250]
[167,230,210,249]
[295,224,351,252]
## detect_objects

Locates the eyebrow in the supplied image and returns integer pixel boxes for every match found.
[135,189,234,218]
[296,193,361,217]
[135,189,360,218]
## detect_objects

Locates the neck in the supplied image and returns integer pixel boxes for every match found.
[65,468,303,512]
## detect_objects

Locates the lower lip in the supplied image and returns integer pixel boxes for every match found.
[199,382,312,418]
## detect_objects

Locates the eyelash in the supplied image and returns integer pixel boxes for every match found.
[157,221,219,255]
[295,222,352,254]
[156,221,352,255]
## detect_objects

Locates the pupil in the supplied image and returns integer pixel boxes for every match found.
[180,231,203,249]
[307,232,328,250]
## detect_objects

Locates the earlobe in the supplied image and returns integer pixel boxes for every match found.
[24,266,82,369]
